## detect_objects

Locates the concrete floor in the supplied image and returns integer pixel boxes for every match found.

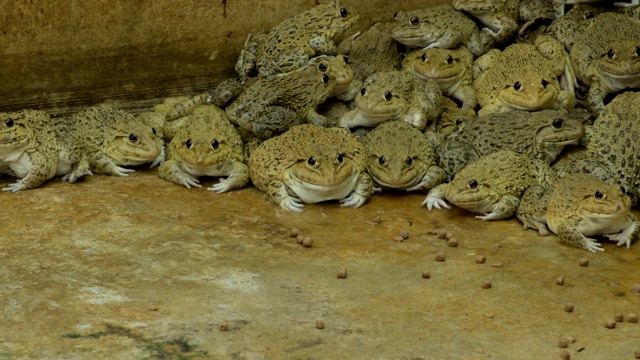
[1,169,639,359]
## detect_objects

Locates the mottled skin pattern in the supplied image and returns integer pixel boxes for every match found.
[361,120,446,192]
[560,92,640,206]
[391,5,494,57]
[424,150,557,221]
[337,70,443,131]
[570,12,640,112]
[53,117,93,183]
[0,110,58,191]
[226,56,351,139]
[544,4,608,51]
[235,0,359,77]
[435,97,477,135]
[438,109,584,175]
[473,36,576,116]
[249,124,372,212]
[518,173,638,252]
[404,46,477,110]
[453,0,520,44]
[337,22,402,101]
[158,105,248,193]
[71,104,164,176]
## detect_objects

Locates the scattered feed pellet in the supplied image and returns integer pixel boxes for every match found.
[219,321,229,331]
[560,350,570,360]
[436,230,447,239]
[399,230,409,239]
[289,228,300,238]
[564,303,574,313]
[634,349,640,359]
[475,255,486,264]
[481,281,492,289]
[447,238,458,247]
[558,338,569,348]
[393,235,405,242]
[631,284,640,294]
[579,258,589,267]
[628,313,638,323]
[296,235,304,244]
[422,270,431,279]
[615,313,624,322]
[435,252,446,262]
[605,320,616,329]
[315,320,325,329]
[337,268,348,279]
[302,237,313,248]
[556,276,565,286]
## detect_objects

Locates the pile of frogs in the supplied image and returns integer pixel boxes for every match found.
[2,0,640,253]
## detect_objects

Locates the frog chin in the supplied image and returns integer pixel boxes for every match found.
[370,171,421,190]
[390,32,438,48]
[0,137,31,160]
[106,146,161,166]
[285,169,360,204]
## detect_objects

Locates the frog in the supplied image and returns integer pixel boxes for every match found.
[361,120,447,192]
[336,22,403,101]
[569,12,640,112]
[235,0,360,78]
[423,150,557,221]
[434,97,477,135]
[390,5,495,58]
[453,0,521,44]
[473,35,576,116]
[438,109,584,175]
[557,92,640,206]
[544,3,609,52]
[70,104,164,176]
[337,70,443,131]
[517,173,638,252]
[0,110,59,191]
[248,124,372,212]
[403,46,477,110]
[227,55,352,139]
[158,105,249,193]
[552,0,638,17]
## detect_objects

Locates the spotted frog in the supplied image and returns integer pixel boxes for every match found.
[453,0,521,44]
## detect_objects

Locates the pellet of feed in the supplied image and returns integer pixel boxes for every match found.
[605,320,616,329]
[393,235,405,242]
[628,313,638,323]
[435,252,446,262]
[296,235,304,244]
[399,230,410,239]
[436,230,447,239]
[337,268,348,279]
[422,270,431,279]
[302,237,313,248]
[556,276,565,286]
[315,320,325,329]
[560,350,570,360]
[634,349,640,359]
[447,238,458,247]
[481,281,492,289]
[564,303,574,312]
[558,338,569,348]
[219,321,229,331]
[615,313,624,322]
[631,284,640,294]
[475,255,486,264]
[290,228,300,238]
[579,258,589,267]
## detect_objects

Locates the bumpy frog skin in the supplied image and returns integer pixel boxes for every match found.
[337,70,443,131]
[473,35,576,116]
[552,0,638,17]
[518,173,638,253]
[435,97,477,135]
[424,150,557,221]
[453,0,520,44]
[391,5,494,57]
[560,92,640,206]
[362,121,446,192]
[235,0,359,77]
[249,124,372,212]
[0,110,58,191]
[570,12,640,112]
[337,22,402,101]
[545,4,608,51]
[404,46,477,110]
[158,106,248,193]
[438,109,584,175]
[227,55,351,139]
[71,104,164,176]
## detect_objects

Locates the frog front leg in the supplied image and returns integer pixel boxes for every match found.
[267,180,305,212]
[3,152,55,192]
[340,172,373,209]
[451,84,478,110]
[603,214,639,249]
[516,186,550,236]
[89,152,135,176]
[422,183,451,210]
[476,195,520,221]
[158,160,201,189]
[406,166,447,192]
[207,161,250,194]
[557,218,604,253]
[479,14,518,44]
[62,152,93,183]
[586,78,607,112]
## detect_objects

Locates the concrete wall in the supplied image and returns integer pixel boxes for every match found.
[0,0,448,115]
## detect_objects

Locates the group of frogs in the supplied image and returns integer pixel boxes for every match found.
[2,0,640,253]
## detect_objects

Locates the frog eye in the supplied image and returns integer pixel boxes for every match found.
[635,47,640,57]
[318,62,328,72]
[151,128,157,135]
[621,186,626,195]
[468,179,478,189]
[235,77,244,83]
[340,8,348,17]
[445,55,454,64]
[307,156,317,166]
[455,118,465,126]
[405,157,413,166]
[393,11,399,19]
[584,11,594,19]
[322,74,329,84]
[361,88,367,96]
[421,53,428,62]
[541,79,548,88]
[410,16,419,26]
[576,87,588,99]
[185,139,193,148]
[342,56,349,64]
[211,139,219,149]
[513,81,522,91]
[128,133,139,143]
[384,91,393,101]
[607,49,616,59]
[595,190,604,199]
[552,118,563,128]
[378,156,387,165]
[4,119,14,128]
[336,153,344,163]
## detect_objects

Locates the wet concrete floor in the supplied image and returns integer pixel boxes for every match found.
[0,169,639,359]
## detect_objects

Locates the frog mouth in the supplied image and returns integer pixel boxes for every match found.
[581,208,629,218]
[390,33,437,47]
[182,163,229,177]
[370,173,420,190]
[287,171,359,204]
[0,137,31,158]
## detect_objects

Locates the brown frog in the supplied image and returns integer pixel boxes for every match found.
[453,0,521,44]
